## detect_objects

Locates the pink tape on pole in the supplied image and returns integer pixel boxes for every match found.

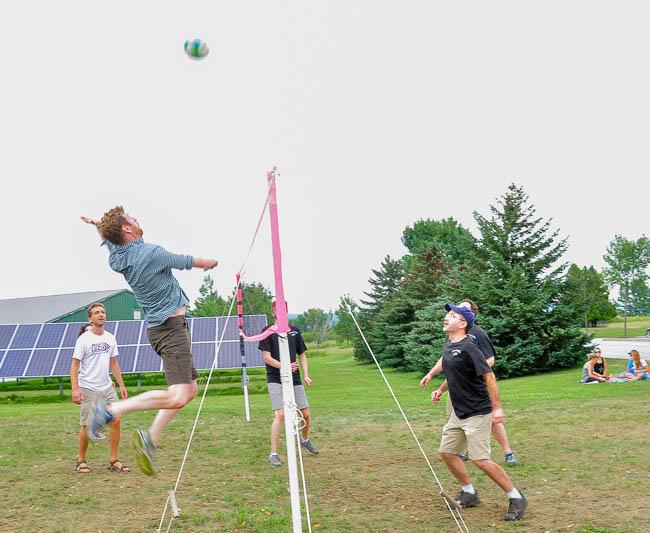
[239,324,280,342]
[267,169,290,334]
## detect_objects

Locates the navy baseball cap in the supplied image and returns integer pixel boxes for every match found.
[445,303,475,328]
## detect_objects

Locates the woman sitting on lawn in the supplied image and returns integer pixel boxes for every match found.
[625,350,649,381]
[591,348,608,380]
[581,353,607,384]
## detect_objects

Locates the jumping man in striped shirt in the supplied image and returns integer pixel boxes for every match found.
[81,207,218,475]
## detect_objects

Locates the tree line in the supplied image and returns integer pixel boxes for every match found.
[345,184,649,378]
[191,184,650,378]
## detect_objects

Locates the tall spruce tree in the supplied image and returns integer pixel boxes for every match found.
[355,244,450,368]
[460,184,590,378]
[354,256,405,362]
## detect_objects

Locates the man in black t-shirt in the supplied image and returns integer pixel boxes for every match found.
[258,300,319,468]
[433,303,527,522]
[420,298,519,465]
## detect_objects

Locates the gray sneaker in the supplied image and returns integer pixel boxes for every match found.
[504,452,519,465]
[132,429,157,476]
[300,439,319,455]
[88,399,113,441]
[504,493,527,521]
[268,453,282,467]
[456,490,480,508]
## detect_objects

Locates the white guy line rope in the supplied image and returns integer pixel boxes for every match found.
[158,285,241,532]
[291,405,312,533]
[345,302,470,533]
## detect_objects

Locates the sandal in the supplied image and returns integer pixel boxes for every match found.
[108,459,130,473]
[76,459,91,474]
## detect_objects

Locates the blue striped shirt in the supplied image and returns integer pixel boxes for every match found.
[103,238,193,327]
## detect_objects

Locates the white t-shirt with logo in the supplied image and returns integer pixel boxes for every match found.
[73,330,119,391]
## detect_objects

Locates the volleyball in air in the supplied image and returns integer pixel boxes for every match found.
[184,38,209,60]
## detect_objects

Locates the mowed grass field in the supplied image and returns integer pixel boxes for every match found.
[1,347,649,533]
[585,316,650,338]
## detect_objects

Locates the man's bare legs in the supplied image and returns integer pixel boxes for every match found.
[270,408,284,455]
[270,406,311,454]
[492,421,512,455]
[78,426,90,462]
[441,452,472,486]
[441,452,514,492]
[109,418,121,462]
[107,382,197,421]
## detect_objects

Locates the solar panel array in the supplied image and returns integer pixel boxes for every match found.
[0,315,267,379]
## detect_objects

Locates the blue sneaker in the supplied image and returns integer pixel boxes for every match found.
[88,399,113,441]
[300,439,320,455]
[132,429,157,476]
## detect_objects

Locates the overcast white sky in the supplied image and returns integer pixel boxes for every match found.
[1,1,648,314]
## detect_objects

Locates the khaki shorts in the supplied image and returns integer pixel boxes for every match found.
[268,382,309,411]
[439,410,492,460]
[147,316,199,385]
[79,385,119,426]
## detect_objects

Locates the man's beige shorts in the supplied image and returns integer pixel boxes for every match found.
[439,410,492,460]
[79,385,119,426]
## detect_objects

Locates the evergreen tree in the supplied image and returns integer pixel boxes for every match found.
[460,184,590,378]
[354,256,405,362]
[356,244,450,369]
[191,276,228,317]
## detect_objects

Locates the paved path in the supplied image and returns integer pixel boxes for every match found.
[591,336,650,359]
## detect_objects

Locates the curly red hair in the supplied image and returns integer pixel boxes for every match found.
[97,206,128,244]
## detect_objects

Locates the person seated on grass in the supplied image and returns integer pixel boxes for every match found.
[624,350,649,381]
[581,353,607,384]
[591,348,609,380]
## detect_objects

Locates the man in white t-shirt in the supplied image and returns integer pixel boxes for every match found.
[71,303,129,473]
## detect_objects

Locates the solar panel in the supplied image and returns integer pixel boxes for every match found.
[62,323,86,348]
[11,324,42,349]
[25,349,58,377]
[0,350,31,377]
[0,315,267,379]
[192,342,215,369]
[115,320,141,345]
[192,317,217,342]
[135,344,162,372]
[116,345,137,374]
[36,323,67,349]
[0,325,17,349]
[52,348,74,377]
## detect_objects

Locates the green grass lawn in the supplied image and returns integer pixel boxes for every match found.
[586,315,650,338]
[1,349,648,532]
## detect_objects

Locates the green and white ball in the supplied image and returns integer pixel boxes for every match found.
[184,38,209,60]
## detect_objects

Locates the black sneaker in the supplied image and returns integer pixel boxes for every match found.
[458,452,469,461]
[456,490,480,508]
[504,493,527,521]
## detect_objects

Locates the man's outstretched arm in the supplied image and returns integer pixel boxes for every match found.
[193,258,219,270]
[419,357,444,388]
